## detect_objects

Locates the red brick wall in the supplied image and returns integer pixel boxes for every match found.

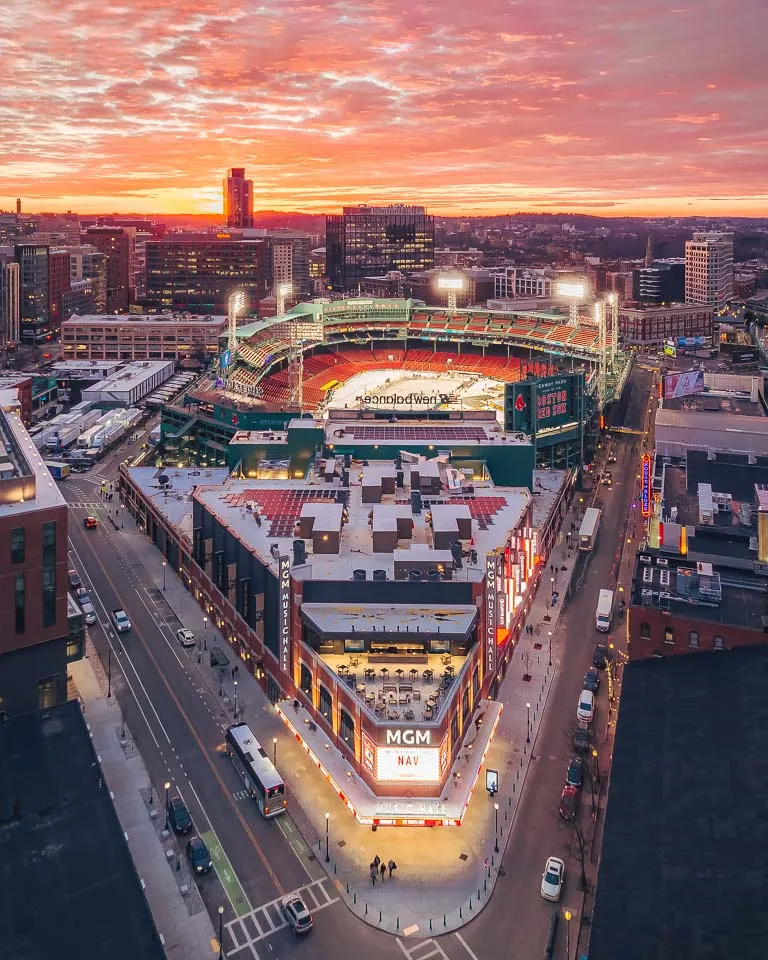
[628,604,765,660]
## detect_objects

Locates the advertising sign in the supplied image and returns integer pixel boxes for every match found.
[663,369,704,400]
[536,375,575,430]
[486,553,498,676]
[376,746,441,783]
[220,349,232,369]
[640,454,652,518]
[486,769,499,796]
[278,556,291,675]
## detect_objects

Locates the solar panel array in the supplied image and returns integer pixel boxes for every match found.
[348,425,488,442]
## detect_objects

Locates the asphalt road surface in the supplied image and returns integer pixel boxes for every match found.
[63,360,651,960]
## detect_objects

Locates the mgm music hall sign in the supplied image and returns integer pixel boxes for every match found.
[363,728,449,784]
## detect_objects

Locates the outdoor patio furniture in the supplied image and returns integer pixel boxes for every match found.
[412,689,421,701]
[422,669,434,682]
[380,667,390,679]
[338,664,349,675]
[349,656,360,667]
[404,710,415,721]
[387,710,400,720]
[399,694,409,705]
[408,668,419,682]
[364,668,376,681]
[356,684,366,695]
[395,668,405,679]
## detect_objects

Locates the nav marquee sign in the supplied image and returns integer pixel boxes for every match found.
[279,556,291,675]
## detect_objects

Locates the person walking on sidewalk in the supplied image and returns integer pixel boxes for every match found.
[373,854,381,869]
[369,863,377,886]
[388,859,397,878]
[380,862,386,881]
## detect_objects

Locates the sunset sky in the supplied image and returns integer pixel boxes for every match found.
[1,0,766,217]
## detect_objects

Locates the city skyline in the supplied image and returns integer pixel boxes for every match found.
[2,0,766,217]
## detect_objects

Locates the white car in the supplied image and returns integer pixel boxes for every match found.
[577,689,595,723]
[176,628,196,648]
[541,856,565,901]
[281,894,313,935]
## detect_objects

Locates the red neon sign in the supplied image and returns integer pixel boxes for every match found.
[640,453,652,517]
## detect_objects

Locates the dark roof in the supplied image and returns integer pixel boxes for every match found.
[0,701,165,960]
[687,449,768,501]
[589,645,768,960]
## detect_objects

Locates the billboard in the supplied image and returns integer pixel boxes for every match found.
[279,556,291,675]
[663,369,704,400]
[505,372,584,437]
[536,375,576,429]
[641,453,652,517]
[376,746,441,783]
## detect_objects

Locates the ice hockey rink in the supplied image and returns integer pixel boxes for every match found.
[324,369,506,419]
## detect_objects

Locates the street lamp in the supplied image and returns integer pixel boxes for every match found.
[164,781,171,830]
[120,503,124,529]
[203,615,208,651]
[233,679,238,719]
[550,575,555,599]
[526,702,531,744]
[272,737,278,766]
[548,630,553,667]
[564,909,572,959]
[494,801,499,853]
[218,905,225,960]
[162,560,167,591]
[324,811,330,862]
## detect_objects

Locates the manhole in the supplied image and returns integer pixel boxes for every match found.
[533,643,542,650]
[522,674,532,682]
[459,853,468,861]
[308,854,316,862]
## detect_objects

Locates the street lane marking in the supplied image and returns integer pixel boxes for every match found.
[396,939,449,960]
[224,878,338,955]
[202,830,253,918]
[455,932,481,960]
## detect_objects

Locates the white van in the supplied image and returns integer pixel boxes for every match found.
[576,689,595,723]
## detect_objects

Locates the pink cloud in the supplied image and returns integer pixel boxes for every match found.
[0,0,765,215]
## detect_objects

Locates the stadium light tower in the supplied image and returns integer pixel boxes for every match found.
[437,275,464,316]
[555,279,587,326]
[606,291,618,366]
[227,290,246,360]
[276,282,292,318]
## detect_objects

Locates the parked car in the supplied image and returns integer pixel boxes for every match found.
[583,667,600,693]
[186,836,212,874]
[68,569,82,590]
[176,628,196,648]
[167,796,193,834]
[281,894,314,935]
[573,727,591,753]
[540,856,565,901]
[83,516,98,529]
[593,643,608,669]
[577,689,595,724]
[566,756,584,788]
[559,784,579,821]
[80,599,97,625]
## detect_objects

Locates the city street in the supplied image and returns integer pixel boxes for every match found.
[62,360,652,960]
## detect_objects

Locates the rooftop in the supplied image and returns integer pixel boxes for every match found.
[631,551,767,630]
[83,361,174,395]
[0,408,67,516]
[64,312,228,327]
[325,418,516,446]
[127,466,230,541]
[0,701,165,960]
[663,390,765,417]
[589,646,768,960]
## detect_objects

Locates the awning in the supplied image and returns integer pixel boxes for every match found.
[300,603,478,639]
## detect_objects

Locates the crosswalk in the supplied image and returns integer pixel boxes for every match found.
[225,878,338,955]
[67,501,103,510]
[397,938,452,960]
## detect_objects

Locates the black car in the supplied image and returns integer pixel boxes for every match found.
[573,727,591,754]
[583,667,600,693]
[68,569,82,590]
[566,756,584,788]
[186,835,212,874]
[167,796,192,834]
[593,644,608,670]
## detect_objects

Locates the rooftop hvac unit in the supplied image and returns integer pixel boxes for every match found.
[749,455,758,465]
[656,557,668,566]
[659,570,671,587]
[642,567,654,583]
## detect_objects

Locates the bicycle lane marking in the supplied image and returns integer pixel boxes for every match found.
[201,829,253,918]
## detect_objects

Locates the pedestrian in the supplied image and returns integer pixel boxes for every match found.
[369,864,377,886]
[373,854,381,868]
[380,862,386,881]
[388,859,397,878]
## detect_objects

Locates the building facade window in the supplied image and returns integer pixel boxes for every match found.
[14,573,25,634]
[713,635,724,650]
[42,521,56,563]
[42,567,56,627]
[38,676,58,710]
[472,667,480,699]
[451,714,459,747]
[319,684,333,722]
[66,637,82,660]
[640,622,651,639]
[689,631,699,648]
[11,527,25,563]
[300,663,313,698]
[339,708,355,748]
[462,687,470,723]
[663,625,675,645]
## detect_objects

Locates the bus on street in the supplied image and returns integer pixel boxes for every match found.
[225,722,287,818]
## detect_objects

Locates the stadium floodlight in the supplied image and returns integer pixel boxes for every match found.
[227,289,246,359]
[437,274,465,314]
[276,282,292,316]
[556,279,587,325]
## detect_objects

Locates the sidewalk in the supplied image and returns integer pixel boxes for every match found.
[115,491,586,938]
[70,641,217,960]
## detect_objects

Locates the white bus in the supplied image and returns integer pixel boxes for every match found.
[579,507,601,551]
[225,722,286,818]
[595,589,614,632]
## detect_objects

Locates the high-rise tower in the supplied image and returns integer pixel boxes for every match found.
[685,232,734,308]
[223,168,254,229]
